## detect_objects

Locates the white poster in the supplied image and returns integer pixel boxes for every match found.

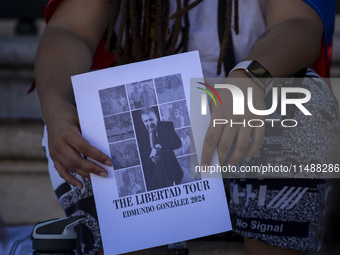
[72,51,231,254]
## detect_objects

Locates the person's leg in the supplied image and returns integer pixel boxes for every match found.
[227,74,340,254]
[244,238,303,255]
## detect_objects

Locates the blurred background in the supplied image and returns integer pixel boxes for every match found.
[0,0,340,252]
[0,0,65,227]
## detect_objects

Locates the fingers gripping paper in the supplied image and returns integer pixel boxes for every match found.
[72,51,231,254]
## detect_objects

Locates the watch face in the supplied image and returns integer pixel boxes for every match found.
[247,61,273,88]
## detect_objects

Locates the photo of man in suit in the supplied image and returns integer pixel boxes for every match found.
[134,107,184,191]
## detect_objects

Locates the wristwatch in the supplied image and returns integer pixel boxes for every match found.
[229,60,273,95]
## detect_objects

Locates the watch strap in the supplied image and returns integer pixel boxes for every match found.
[229,60,273,96]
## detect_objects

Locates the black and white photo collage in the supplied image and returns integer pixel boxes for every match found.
[98,73,200,198]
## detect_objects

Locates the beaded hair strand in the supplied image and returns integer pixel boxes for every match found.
[106,0,238,74]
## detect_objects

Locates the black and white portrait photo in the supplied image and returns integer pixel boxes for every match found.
[126,82,142,110]
[176,154,201,183]
[159,100,190,129]
[154,73,185,104]
[99,85,129,116]
[139,79,157,108]
[126,79,157,110]
[109,139,140,170]
[174,127,192,157]
[99,76,195,194]
[132,107,184,191]
[115,167,146,197]
[104,112,134,143]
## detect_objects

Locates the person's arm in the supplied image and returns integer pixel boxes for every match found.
[35,0,113,188]
[201,0,323,167]
[246,0,323,77]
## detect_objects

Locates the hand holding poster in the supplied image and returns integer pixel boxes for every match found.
[72,51,231,254]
